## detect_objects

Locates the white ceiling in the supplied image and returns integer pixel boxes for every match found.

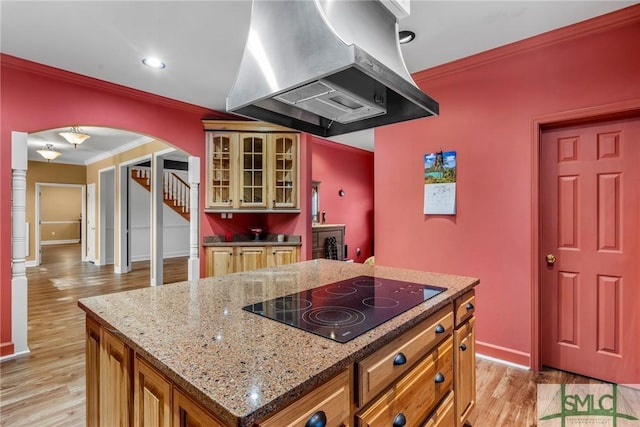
[2,0,637,164]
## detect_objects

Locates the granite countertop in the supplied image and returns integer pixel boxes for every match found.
[78,260,479,426]
[203,234,302,247]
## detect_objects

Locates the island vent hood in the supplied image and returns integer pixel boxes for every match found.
[226,0,439,138]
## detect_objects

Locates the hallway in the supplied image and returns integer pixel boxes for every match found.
[1,244,187,426]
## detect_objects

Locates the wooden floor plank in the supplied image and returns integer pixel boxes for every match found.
[0,243,613,426]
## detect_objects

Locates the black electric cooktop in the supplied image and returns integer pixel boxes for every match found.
[242,275,446,343]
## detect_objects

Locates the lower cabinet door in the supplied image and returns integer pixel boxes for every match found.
[134,356,172,427]
[356,337,453,427]
[454,317,476,427]
[236,247,267,272]
[422,392,455,427]
[173,388,225,427]
[259,369,351,427]
[100,329,133,427]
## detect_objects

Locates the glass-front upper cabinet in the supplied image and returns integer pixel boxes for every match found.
[203,121,299,212]
[206,132,236,209]
[271,134,298,209]
[239,134,266,208]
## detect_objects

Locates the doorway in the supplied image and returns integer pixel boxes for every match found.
[34,183,86,266]
[538,114,640,384]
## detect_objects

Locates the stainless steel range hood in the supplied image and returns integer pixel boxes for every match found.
[226,0,438,137]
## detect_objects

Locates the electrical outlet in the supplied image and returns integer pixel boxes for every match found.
[228,213,233,219]
[357,248,361,256]
[221,213,227,219]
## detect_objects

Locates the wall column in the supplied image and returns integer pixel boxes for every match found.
[10,131,29,357]
[150,153,164,286]
[187,156,200,282]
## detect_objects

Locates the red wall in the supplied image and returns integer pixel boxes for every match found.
[374,7,640,366]
[311,138,374,262]
[0,56,311,356]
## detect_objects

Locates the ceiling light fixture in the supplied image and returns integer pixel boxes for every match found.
[142,57,166,69]
[37,144,62,162]
[399,30,416,44]
[59,126,90,147]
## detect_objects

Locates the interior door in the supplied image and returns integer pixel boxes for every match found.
[87,183,96,262]
[541,117,640,384]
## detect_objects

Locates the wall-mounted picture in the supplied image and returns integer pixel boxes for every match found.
[424,150,457,214]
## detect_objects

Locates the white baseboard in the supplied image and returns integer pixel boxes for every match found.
[25,260,37,268]
[0,348,30,362]
[41,239,80,246]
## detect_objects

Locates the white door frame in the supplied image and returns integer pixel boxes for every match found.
[117,154,152,274]
[35,182,86,266]
[98,167,116,266]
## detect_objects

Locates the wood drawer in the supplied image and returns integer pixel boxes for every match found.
[356,336,453,427]
[421,391,454,427]
[454,290,475,327]
[357,305,453,406]
[259,369,351,427]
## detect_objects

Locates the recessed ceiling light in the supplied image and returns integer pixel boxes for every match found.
[399,30,416,44]
[142,57,166,69]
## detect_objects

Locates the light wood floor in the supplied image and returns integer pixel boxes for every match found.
[0,244,605,427]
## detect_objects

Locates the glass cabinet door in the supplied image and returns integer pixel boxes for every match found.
[271,134,298,208]
[207,133,235,208]
[239,134,266,207]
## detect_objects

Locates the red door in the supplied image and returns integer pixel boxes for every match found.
[541,117,640,384]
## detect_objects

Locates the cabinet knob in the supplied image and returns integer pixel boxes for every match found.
[466,302,474,311]
[435,324,445,334]
[305,410,326,427]
[392,413,407,427]
[460,343,468,351]
[434,372,445,384]
[392,352,407,366]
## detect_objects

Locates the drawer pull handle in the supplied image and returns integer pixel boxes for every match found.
[435,372,445,384]
[466,302,474,310]
[393,352,407,366]
[435,324,445,334]
[392,413,407,427]
[305,410,327,427]
[460,343,467,351]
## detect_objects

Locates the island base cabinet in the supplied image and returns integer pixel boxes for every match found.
[101,327,133,427]
[134,356,172,427]
[421,391,455,427]
[173,388,226,427]
[259,369,351,427]
[454,317,476,427]
[454,290,476,427]
[356,337,453,427]
[86,316,101,426]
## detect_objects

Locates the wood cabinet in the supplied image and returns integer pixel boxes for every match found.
[236,246,267,272]
[454,290,476,427]
[86,316,101,426]
[134,356,172,427]
[204,121,299,212]
[87,318,226,427]
[205,245,299,277]
[268,246,299,268]
[311,225,345,260]
[173,387,225,427]
[205,246,235,277]
[100,328,133,427]
[259,369,351,427]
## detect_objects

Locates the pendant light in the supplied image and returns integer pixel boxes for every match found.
[59,126,90,147]
[37,144,62,162]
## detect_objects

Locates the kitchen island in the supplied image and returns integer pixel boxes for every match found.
[79,259,479,427]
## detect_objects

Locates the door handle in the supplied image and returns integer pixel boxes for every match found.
[545,254,556,265]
